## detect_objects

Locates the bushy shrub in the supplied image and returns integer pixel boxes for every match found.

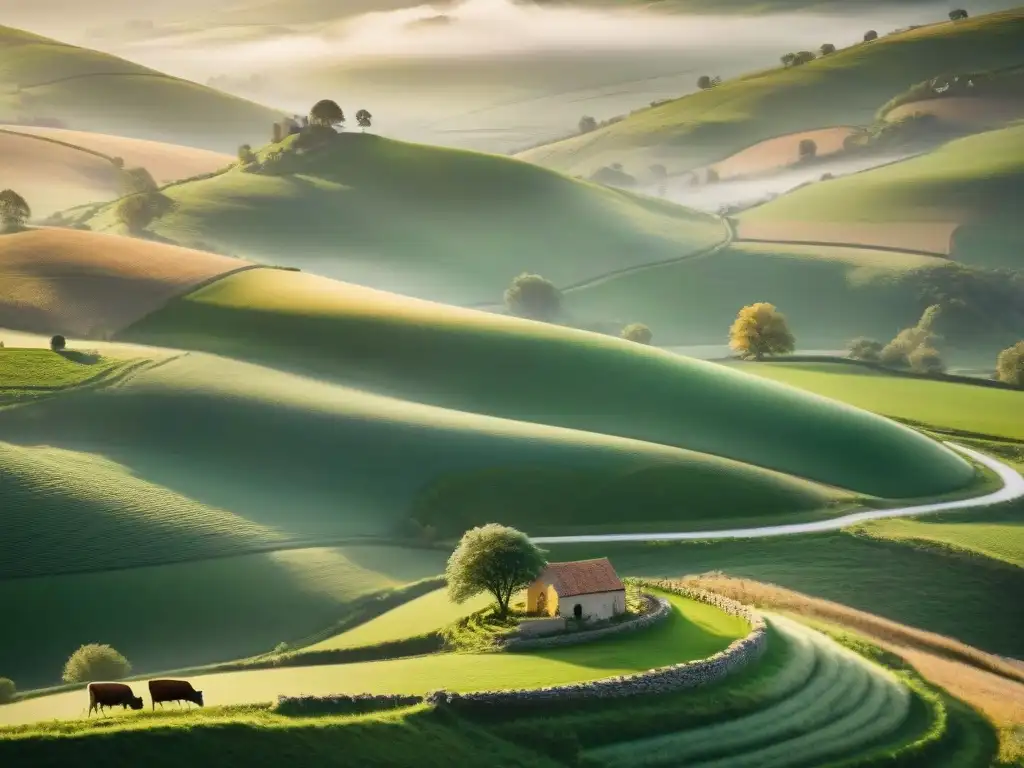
[908,345,945,375]
[578,115,597,134]
[237,144,257,164]
[820,43,836,55]
[798,139,817,160]
[62,643,132,683]
[504,273,562,322]
[729,303,795,360]
[864,30,878,42]
[996,341,1024,387]
[0,677,15,704]
[115,192,176,234]
[847,337,883,362]
[621,323,653,344]
[50,334,66,352]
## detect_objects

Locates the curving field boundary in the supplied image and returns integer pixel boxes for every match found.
[532,443,1024,545]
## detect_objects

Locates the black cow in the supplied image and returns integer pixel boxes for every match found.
[148,679,204,710]
[88,682,144,716]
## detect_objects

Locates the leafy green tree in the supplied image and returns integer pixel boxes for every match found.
[864,30,878,42]
[62,643,132,683]
[504,273,562,322]
[847,337,883,362]
[50,335,66,352]
[446,524,547,617]
[237,144,257,164]
[309,99,345,128]
[697,75,712,89]
[115,192,176,235]
[908,345,945,375]
[996,341,1024,387]
[621,323,653,344]
[0,677,14,704]
[356,109,373,130]
[781,52,797,67]
[729,302,796,360]
[820,43,836,55]
[0,189,30,232]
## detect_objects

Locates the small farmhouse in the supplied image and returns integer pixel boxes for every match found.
[526,558,626,621]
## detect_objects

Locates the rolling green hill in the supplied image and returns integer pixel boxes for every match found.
[119,266,976,499]
[75,131,726,304]
[561,241,941,346]
[738,124,1024,269]
[0,25,283,150]
[517,9,1024,176]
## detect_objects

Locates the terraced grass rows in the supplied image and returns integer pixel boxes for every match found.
[586,616,912,768]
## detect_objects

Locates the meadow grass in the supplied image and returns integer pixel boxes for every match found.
[0,544,446,689]
[561,241,937,347]
[856,513,1024,568]
[518,9,1024,176]
[81,131,725,304]
[307,588,491,651]
[0,25,281,148]
[735,361,1024,440]
[0,349,122,394]
[739,123,1024,269]
[0,705,564,768]
[0,592,748,726]
[120,267,975,500]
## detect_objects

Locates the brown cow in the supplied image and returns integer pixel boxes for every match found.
[88,682,144,716]
[148,679,204,710]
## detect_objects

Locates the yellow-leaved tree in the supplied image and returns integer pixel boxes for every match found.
[729,302,796,361]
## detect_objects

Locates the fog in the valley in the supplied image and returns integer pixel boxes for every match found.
[11,0,1016,153]
[656,152,915,214]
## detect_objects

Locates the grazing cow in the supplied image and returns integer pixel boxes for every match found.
[88,682,144,716]
[148,679,204,710]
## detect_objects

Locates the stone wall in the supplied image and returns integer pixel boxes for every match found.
[503,593,670,650]
[425,582,767,708]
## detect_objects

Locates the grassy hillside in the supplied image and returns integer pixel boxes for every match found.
[734,361,1024,441]
[518,9,1024,176]
[120,267,976,499]
[0,25,282,150]
[0,228,249,337]
[76,132,726,304]
[561,241,940,346]
[738,124,1024,269]
[0,592,747,723]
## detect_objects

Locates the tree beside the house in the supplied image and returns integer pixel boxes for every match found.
[446,524,547,617]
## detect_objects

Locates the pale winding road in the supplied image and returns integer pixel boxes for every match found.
[531,443,1024,545]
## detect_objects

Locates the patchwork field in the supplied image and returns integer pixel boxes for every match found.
[738,123,1024,268]
[518,9,1024,177]
[885,96,1024,130]
[73,132,727,304]
[561,240,940,346]
[708,127,857,180]
[0,592,748,724]
[0,25,283,149]
[0,130,123,216]
[0,228,250,337]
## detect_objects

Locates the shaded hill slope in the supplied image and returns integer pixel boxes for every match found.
[517,9,1024,176]
[120,266,975,499]
[75,132,726,304]
[0,25,283,150]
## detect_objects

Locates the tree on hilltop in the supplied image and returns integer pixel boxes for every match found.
[122,167,158,196]
[0,678,14,704]
[446,524,547,618]
[621,323,653,344]
[237,144,257,165]
[309,99,345,129]
[0,189,31,232]
[504,273,562,322]
[729,302,795,361]
[949,9,968,20]
[356,109,373,131]
[578,115,598,134]
[697,75,712,89]
[996,341,1024,387]
[781,52,797,68]
[864,30,878,42]
[820,43,836,55]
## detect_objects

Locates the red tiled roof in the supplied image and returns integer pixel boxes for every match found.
[540,558,624,598]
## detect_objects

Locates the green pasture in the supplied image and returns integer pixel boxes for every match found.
[518,9,1024,176]
[739,123,1024,269]
[79,131,724,304]
[734,361,1024,440]
[120,267,974,499]
[857,507,1024,568]
[0,349,123,399]
[0,544,445,689]
[0,592,747,725]
[308,589,491,651]
[562,241,938,347]
[0,25,282,149]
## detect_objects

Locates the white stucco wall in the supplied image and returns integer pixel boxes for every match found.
[560,590,626,621]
